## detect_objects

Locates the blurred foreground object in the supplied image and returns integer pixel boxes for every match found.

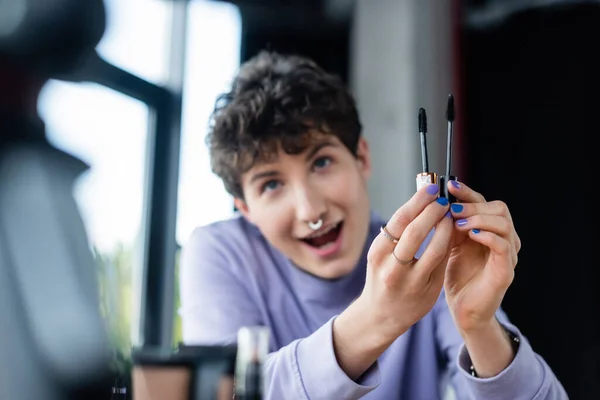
[130,325,269,399]
[0,0,105,76]
[234,327,269,400]
[0,0,112,398]
[131,344,237,400]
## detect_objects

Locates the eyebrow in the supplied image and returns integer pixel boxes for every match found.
[249,170,279,184]
[305,140,336,161]
[248,140,338,184]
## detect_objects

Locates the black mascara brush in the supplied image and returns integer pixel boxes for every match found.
[415,108,437,190]
[419,107,429,172]
[438,94,457,202]
[414,108,437,261]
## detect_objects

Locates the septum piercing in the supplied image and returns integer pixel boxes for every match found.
[308,219,323,230]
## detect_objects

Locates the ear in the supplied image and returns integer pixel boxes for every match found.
[355,136,372,180]
[233,197,253,222]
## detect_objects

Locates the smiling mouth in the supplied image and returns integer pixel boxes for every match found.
[301,222,343,248]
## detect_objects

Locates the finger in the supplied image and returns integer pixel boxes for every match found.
[427,242,451,290]
[469,229,518,270]
[453,214,513,239]
[449,200,512,222]
[469,230,517,287]
[414,212,454,278]
[381,183,440,242]
[446,180,485,203]
[392,197,450,264]
[452,200,520,253]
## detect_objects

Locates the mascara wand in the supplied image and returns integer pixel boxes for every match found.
[420,108,429,172]
[414,108,437,261]
[416,108,437,190]
[439,94,457,202]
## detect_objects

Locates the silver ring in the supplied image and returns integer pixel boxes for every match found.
[308,219,323,230]
[380,224,399,243]
[392,252,416,265]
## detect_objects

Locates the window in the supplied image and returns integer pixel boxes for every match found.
[38,82,149,357]
[37,0,173,358]
[98,0,172,85]
[37,0,242,354]
[173,0,242,343]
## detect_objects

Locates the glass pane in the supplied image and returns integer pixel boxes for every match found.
[173,0,242,344]
[38,81,149,361]
[98,0,172,85]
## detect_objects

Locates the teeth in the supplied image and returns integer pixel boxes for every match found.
[306,222,339,239]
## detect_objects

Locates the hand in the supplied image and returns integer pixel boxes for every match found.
[333,183,454,380]
[445,180,521,334]
[360,183,454,340]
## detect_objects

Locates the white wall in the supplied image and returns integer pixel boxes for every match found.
[350,0,455,219]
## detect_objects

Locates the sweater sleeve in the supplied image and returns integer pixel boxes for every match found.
[179,226,380,399]
[434,294,569,400]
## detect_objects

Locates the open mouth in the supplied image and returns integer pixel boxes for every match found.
[301,221,343,249]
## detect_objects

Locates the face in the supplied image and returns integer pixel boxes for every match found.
[234,133,372,279]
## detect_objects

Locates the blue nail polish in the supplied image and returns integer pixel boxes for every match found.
[472,229,480,234]
[451,204,463,213]
[456,218,468,227]
[436,197,449,206]
[451,180,461,189]
[426,184,439,195]
[445,211,452,218]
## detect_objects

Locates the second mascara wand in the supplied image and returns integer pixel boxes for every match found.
[438,94,457,203]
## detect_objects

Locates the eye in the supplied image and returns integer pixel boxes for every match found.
[313,156,332,170]
[261,179,281,193]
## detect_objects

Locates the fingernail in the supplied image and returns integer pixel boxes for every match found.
[472,229,480,234]
[451,204,463,213]
[456,218,468,227]
[445,211,452,218]
[451,180,461,189]
[436,197,449,206]
[427,184,439,195]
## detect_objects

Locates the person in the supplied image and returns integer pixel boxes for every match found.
[179,50,568,400]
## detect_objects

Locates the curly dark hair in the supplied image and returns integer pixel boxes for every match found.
[206,50,363,199]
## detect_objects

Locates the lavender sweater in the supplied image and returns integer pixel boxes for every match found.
[179,213,568,400]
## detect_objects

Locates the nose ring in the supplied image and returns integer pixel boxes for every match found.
[308,219,323,230]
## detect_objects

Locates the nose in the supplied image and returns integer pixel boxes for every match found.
[294,183,327,224]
